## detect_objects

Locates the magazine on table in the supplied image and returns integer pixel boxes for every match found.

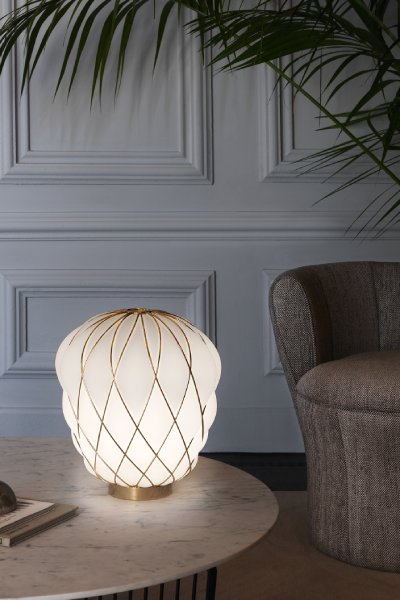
[0,498,78,546]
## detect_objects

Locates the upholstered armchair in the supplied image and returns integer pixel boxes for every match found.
[269,261,400,571]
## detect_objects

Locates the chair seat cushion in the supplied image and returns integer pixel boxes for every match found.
[296,350,400,412]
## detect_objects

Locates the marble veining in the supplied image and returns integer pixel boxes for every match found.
[0,438,279,600]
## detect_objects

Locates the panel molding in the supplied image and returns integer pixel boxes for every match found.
[262,269,283,376]
[0,210,398,240]
[0,1,213,184]
[0,269,216,378]
[258,65,294,181]
[259,65,386,183]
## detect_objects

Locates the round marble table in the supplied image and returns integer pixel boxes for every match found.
[0,438,278,600]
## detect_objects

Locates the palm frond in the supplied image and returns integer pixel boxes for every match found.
[187,1,400,233]
[0,0,399,233]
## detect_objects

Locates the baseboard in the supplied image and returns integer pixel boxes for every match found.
[201,453,307,491]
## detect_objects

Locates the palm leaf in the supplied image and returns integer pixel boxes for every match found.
[0,0,399,233]
[54,0,95,97]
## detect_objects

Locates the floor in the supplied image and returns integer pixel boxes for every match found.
[217,491,400,599]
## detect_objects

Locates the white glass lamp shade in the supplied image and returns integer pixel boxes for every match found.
[55,309,221,498]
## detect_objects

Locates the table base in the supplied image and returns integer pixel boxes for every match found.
[79,569,217,600]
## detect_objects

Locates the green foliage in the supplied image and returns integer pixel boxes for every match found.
[0,0,399,234]
[192,1,400,235]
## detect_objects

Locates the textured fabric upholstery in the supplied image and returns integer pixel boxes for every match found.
[297,351,400,411]
[296,395,400,570]
[269,261,400,571]
[312,262,379,359]
[269,268,332,397]
[373,262,400,350]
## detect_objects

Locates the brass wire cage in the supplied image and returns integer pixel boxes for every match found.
[56,309,221,498]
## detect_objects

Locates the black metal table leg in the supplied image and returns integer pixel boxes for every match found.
[77,567,218,600]
[205,568,217,600]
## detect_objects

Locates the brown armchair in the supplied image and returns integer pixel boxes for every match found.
[269,261,400,571]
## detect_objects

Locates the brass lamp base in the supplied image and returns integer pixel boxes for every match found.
[108,483,173,501]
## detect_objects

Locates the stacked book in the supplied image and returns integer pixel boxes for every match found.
[0,498,78,547]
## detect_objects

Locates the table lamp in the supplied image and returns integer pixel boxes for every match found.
[55,308,221,500]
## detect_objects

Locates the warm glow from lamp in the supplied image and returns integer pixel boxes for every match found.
[55,309,221,500]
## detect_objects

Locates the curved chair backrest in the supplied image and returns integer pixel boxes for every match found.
[269,261,400,398]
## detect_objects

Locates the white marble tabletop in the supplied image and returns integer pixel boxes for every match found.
[0,438,278,600]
